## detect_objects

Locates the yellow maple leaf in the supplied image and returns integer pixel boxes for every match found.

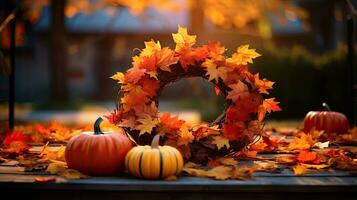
[206,166,232,180]
[227,80,249,101]
[135,114,159,135]
[288,132,314,150]
[110,72,125,84]
[177,125,194,146]
[227,45,261,65]
[140,40,161,57]
[212,135,230,150]
[292,164,308,176]
[202,59,228,82]
[172,25,196,52]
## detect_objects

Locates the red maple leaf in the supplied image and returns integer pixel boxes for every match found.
[159,112,185,134]
[223,121,244,140]
[139,76,160,97]
[104,108,124,125]
[296,150,321,164]
[2,129,30,154]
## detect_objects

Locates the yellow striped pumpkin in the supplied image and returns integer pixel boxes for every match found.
[125,135,184,179]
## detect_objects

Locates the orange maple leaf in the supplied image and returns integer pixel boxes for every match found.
[156,47,179,72]
[139,76,160,97]
[254,73,274,94]
[263,98,281,112]
[227,80,249,102]
[124,68,146,84]
[137,55,157,73]
[296,150,320,164]
[159,112,184,135]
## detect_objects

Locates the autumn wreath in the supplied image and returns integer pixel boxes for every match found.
[108,26,281,163]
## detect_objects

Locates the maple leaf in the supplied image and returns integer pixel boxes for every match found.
[296,150,320,164]
[138,76,160,97]
[172,25,196,52]
[135,114,159,135]
[192,46,209,61]
[263,98,282,113]
[140,40,161,57]
[227,45,261,65]
[159,112,184,135]
[254,73,274,94]
[223,121,245,140]
[212,135,230,150]
[121,87,148,110]
[288,132,315,150]
[104,108,124,125]
[133,101,158,117]
[206,41,225,60]
[227,80,249,101]
[110,72,125,84]
[124,68,146,84]
[292,164,308,176]
[202,59,228,82]
[156,47,179,72]
[119,116,137,129]
[2,130,30,154]
[178,49,194,71]
[177,125,194,146]
[206,166,232,180]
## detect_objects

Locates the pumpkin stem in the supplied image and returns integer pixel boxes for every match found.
[94,117,104,135]
[151,134,160,148]
[322,103,332,111]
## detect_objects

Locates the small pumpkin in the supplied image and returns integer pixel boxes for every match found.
[304,103,349,134]
[65,117,133,176]
[125,135,184,179]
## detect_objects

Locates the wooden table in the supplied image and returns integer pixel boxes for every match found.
[1,168,356,200]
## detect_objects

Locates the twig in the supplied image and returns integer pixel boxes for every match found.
[0,10,16,33]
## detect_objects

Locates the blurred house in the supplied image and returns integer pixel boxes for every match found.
[2,0,355,105]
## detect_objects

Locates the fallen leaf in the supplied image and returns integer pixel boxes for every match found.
[292,164,308,176]
[212,135,230,150]
[34,176,57,183]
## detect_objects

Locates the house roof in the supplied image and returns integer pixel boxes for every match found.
[33,6,189,33]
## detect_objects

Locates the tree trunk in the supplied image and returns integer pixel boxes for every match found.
[50,0,68,100]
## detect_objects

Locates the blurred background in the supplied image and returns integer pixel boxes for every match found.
[0,0,356,126]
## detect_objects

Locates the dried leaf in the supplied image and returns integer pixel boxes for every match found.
[212,135,230,150]
[135,114,159,135]
[292,164,308,176]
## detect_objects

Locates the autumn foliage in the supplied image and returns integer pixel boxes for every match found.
[109,26,281,161]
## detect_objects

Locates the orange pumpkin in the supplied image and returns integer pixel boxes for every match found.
[65,117,133,176]
[304,103,349,134]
